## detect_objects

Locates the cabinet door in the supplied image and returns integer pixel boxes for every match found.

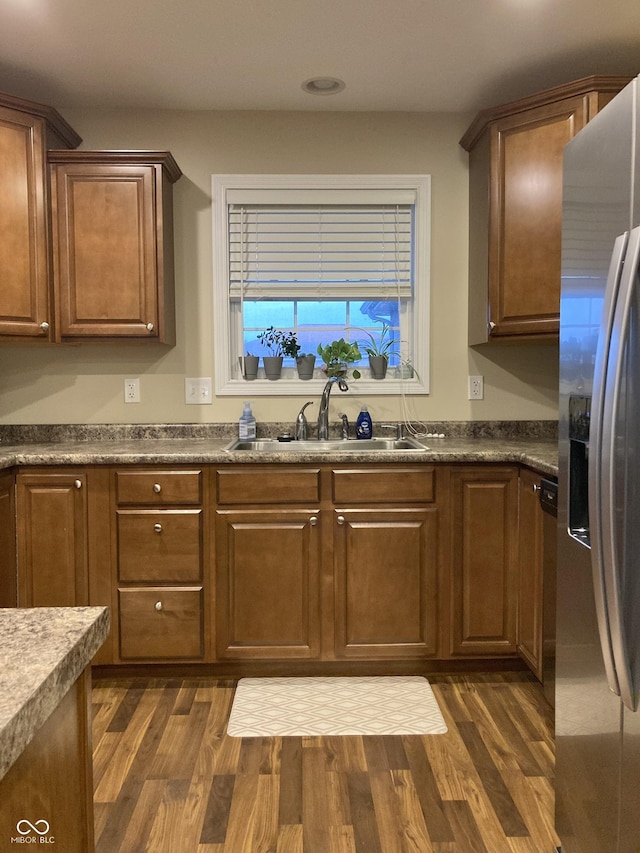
[17,472,88,607]
[0,472,16,607]
[488,96,588,338]
[450,467,518,656]
[0,106,51,340]
[517,468,544,679]
[334,508,438,658]
[50,161,165,341]
[215,509,320,659]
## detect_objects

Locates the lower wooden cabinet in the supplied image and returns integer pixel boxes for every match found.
[113,468,207,663]
[16,470,88,607]
[334,507,438,658]
[517,468,544,679]
[0,471,16,607]
[118,587,204,660]
[449,467,519,656]
[215,509,321,659]
[9,460,546,669]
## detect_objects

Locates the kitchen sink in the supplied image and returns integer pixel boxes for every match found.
[223,437,428,452]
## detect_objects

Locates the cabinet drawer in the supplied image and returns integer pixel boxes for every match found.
[116,470,202,505]
[116,510,202,582]
[332,468,435,504]
[216,468,320,504]
[118,587,203,660]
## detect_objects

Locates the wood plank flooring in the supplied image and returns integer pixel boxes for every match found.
[91,672,560,852]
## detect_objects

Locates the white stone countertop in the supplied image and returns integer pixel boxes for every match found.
[0,606,110,781]
[0,435,558,477]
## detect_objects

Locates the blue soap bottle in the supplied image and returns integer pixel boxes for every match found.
[238,401,256,440]
[356,405,372,440]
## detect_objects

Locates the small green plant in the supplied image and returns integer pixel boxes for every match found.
[256,326,300,358]
[317,338,362,379]
[356,323,400,360]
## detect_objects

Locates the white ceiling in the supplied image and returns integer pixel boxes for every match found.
[1,0,639,115]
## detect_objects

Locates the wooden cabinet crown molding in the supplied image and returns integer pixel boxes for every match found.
[460,75,633,151]
[47,149,183,183]
[0,90,81,149]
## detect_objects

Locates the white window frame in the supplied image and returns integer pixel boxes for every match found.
[212,174,430,396]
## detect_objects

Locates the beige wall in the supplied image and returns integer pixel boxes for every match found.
[0,108,558,426]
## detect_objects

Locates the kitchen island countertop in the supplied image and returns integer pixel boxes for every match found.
[0,606,110,781]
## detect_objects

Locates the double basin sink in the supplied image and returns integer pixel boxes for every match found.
[223,437,428,453]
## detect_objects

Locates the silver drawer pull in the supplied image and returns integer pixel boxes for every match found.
[74,479,82,489]
[40,321,50,332]
[153,483,162,494]
[310,515,318,526]
[155,601,163,612]
[153,523,163,533]
[337,515,345,525]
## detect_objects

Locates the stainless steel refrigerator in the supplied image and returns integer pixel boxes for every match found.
[557,73,640,852]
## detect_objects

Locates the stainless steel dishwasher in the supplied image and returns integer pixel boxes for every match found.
[539,477,558,708]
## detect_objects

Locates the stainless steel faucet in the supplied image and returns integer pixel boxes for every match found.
[295,401,313,440]
[380,422,405,439]
[339,413,350,440]
[317,377,348,440]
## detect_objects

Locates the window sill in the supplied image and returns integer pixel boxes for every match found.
[216,375,428,396]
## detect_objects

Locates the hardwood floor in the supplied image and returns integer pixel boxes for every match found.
[91,672,559,852]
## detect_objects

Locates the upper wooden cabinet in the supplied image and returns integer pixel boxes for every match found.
[48,151,182,344]
[0,92,80,342]
[460,76,631,343]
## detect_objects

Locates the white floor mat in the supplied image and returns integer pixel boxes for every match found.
[226,675,448,737]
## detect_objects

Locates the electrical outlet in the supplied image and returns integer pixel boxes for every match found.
[124,378,140,403]
[468,375,484,400]
[185,377,212,405]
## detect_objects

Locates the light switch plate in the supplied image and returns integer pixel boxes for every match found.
[185,377,212,404]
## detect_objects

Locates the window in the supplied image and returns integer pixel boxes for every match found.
[212,174,430,395]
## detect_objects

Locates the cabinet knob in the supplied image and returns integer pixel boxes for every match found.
[153,523,163,533]
[532,483,541,493]
[153,483,162,494]
[337,515,345,525]
[40,321,50,332]
[310,515,318,526]
[74,479,82,489]
[154,601,163,612]
[146,322,155,332]
[488,321,496,331]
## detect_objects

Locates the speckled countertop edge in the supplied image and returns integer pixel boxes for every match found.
[0,435,558,477]
[0,606,110,781]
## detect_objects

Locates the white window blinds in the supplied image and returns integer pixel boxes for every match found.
[228,194,414,300]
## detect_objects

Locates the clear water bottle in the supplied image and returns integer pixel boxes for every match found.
[239,401,256,440]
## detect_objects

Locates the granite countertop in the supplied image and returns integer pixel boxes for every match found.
[0,434,558,477]
[0,606,110,781]
[0,421,559,477]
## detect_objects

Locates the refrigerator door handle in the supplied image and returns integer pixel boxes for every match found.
[600,225,640,711]
[590,231,628,699]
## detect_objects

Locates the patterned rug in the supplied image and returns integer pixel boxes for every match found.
[226,675,448,737]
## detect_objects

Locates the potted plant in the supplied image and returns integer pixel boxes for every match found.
[317,338,362,379]
[295,352,316,380]
[257,326,286,380]
[357,323,400,380]
[238,352,259,380]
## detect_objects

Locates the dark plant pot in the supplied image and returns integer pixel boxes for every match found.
[369,355,388,379]
[263,355,283,380]
[238,355,259,380]
[296,354,316,380]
